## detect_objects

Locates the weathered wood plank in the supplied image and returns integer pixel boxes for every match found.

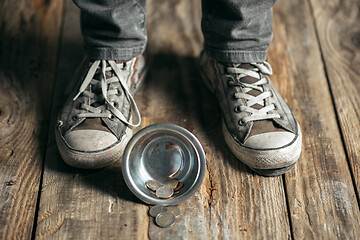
[309,0,360,200]
[145,2,291,239]
[0,0,63,239]
[35,1,149,239]
[35,0,291,239]
[269,0,360,238]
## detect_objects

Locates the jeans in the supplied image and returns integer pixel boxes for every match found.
[74,0,277,63]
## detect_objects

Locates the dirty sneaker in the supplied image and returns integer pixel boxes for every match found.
[55,56,146,169]
[200,51,302,176]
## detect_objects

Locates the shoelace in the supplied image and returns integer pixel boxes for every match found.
[224,61,280,124]
[73,60,141,128]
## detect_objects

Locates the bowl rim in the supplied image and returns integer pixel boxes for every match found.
[122,123,206,205]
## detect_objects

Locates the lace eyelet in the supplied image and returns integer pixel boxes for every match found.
[113,102,119,108]
[273,104,277,110]
[238,119,246,126]
[122,62,127,70]
[232,93,237,100]
[116,90,122,96]
[109,114,115,120]
[72,115,78,121]
[234,106,241,113]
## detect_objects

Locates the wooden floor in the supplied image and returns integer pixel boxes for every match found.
[1,0,360,239]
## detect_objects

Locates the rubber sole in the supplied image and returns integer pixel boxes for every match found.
[250,163,297,177]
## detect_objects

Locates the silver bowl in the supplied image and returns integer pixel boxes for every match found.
[122,123,206,205]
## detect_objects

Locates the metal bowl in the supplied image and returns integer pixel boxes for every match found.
[122,123,206,205]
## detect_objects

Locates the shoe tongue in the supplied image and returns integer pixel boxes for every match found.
[90,61,118,107]
[237,63,257,82]
[226,62,287,137]
[230,63,263,110]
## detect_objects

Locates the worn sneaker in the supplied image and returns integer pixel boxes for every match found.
[200,51,302,176]
[55,56,146,169]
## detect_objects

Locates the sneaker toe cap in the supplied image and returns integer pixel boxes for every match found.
[244,132,296,149]
[64,130,117,151]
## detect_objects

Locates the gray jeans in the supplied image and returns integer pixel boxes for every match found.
[74,0,277,63]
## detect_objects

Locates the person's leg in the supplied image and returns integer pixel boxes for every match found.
[56,0,147,169]
[74,0,147,60]
[200,0,302,176]
[201,0,277,63]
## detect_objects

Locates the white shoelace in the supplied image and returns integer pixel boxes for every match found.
[225,62,280,124]
[73,60,141,128]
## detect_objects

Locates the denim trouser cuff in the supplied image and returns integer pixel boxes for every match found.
[204,46,268,63]
[84,46,146,60]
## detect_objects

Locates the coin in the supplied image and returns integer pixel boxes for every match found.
[156,186,174,199]
[163,179,179,189]
[166,206,180,218]
[149,205,167,217]
[173,182,184,192]
[155,212,175,228]
[145,180,161,192]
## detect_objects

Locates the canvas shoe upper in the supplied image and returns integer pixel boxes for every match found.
[55,55,146,169]
[200,51,302,176]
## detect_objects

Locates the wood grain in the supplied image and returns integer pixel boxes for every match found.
[2,0,359,238]
[29,0,360,239]
[0,0,63,239]
[35,0,291,239]
[269,0,360,238]
[309,0,360,200]
[35,1,149,239]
